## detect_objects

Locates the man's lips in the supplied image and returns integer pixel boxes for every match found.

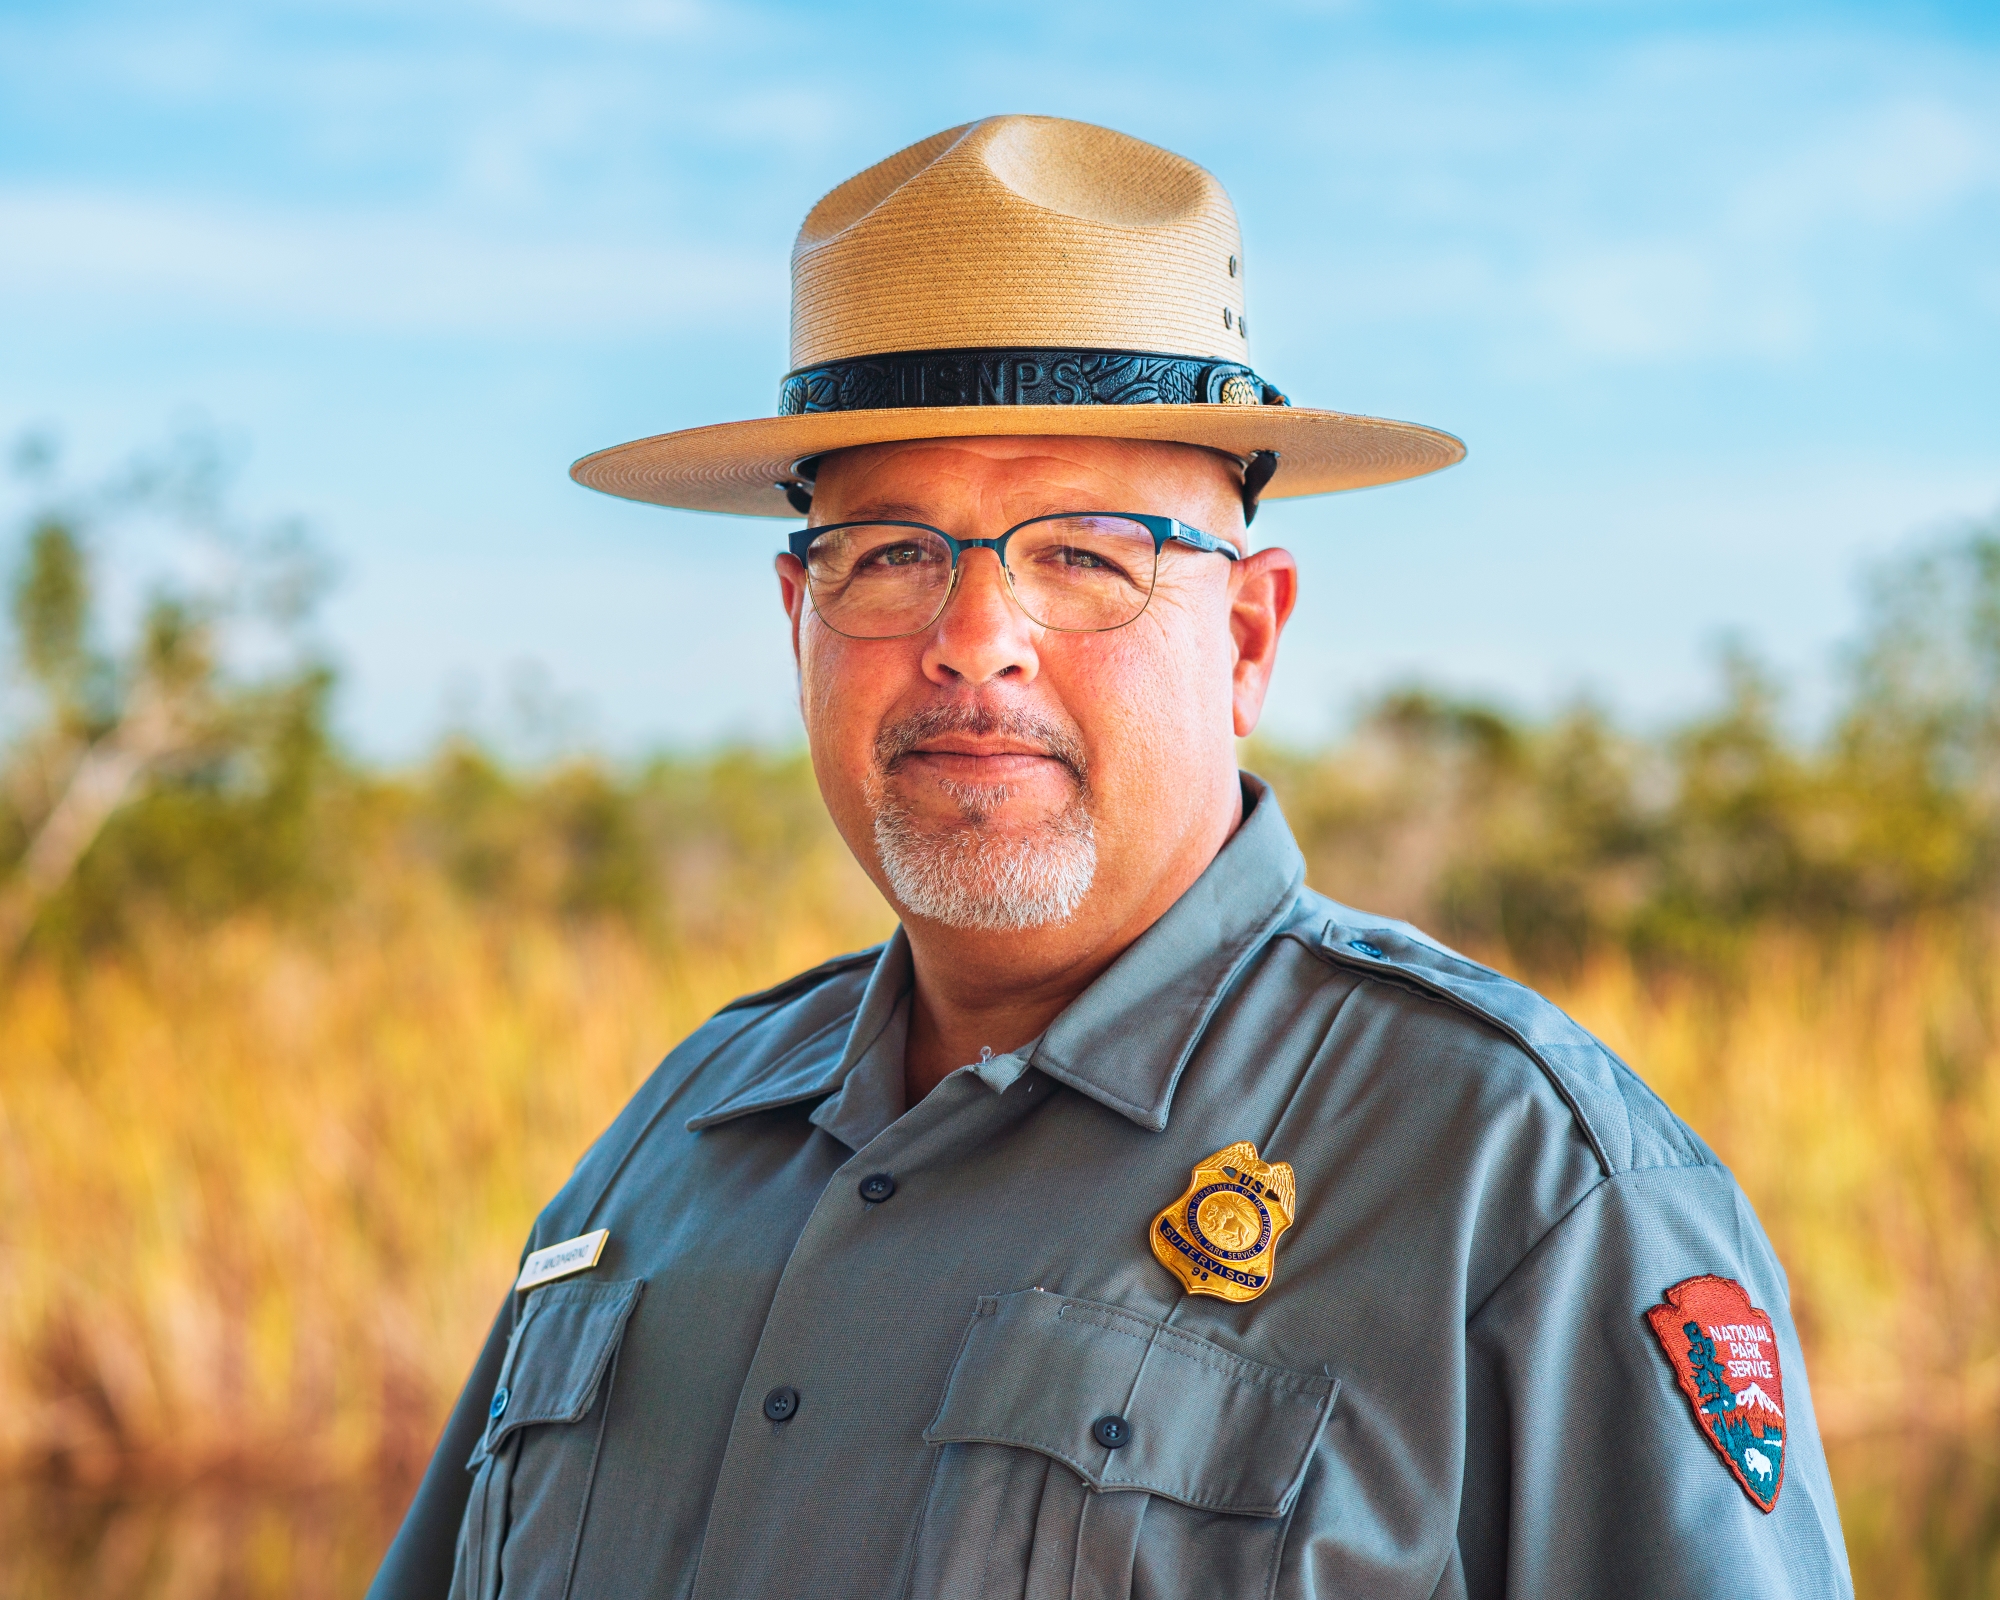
[907,738,1058,760]
[900,748,1065,779]
[893,744,1075,791]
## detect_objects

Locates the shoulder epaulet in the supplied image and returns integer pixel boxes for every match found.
[1297,899,1712,1179]
[716,944,887,1015]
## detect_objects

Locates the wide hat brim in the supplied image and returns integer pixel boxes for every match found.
[570,404,1464,518]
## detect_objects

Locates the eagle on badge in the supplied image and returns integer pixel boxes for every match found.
[1149,1141,1297,1303]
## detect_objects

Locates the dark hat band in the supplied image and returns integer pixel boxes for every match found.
[778,347,1290,417]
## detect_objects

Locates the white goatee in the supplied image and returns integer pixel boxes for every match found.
[873,786,1097,932]
[867,705,1097,932]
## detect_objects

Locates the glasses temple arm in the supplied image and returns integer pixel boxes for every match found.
[1168,522,1241,560]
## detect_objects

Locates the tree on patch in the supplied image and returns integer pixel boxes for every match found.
[1683,1322,1735,1416]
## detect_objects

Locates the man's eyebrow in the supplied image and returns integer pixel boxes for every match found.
[822,500,937,524]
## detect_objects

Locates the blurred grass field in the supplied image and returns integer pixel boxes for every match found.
[4,447,2000,1594]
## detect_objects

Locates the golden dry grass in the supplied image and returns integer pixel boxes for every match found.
[1550,928,2000,1438]
[0,877,895,1485]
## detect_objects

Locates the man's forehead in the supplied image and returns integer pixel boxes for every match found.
[811,436,1248,538]
[820,433,1230,479]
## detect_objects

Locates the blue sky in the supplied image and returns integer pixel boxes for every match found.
[2,0,1996,755]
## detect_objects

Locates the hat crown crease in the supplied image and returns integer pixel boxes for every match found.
[788,114,1248,369]
[976,116,1214,229]
[794,122,977,254]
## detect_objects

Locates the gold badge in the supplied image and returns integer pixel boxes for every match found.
[1149,1142,1296,1302]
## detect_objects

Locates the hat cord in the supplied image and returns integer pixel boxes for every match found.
[1241,451,1278,525]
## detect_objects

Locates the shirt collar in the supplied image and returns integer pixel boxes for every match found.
[684,928,911,1138]
[688,774,1304,1142]
[807,932,913,1150]
[1028,773,1303,1132]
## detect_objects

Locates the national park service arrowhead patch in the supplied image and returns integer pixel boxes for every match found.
[1647,1275,1786,1512]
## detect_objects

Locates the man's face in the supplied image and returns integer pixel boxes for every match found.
[776,435,1293,943]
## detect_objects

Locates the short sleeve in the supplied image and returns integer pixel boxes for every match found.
[1457,1164,1852,1599]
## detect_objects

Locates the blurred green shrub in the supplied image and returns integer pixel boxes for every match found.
[0,436,877,966]
[0,436,345,957]
[401,739,869,953]
[1261,516,2000,970]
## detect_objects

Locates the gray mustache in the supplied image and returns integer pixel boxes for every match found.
[875,702,1088,784]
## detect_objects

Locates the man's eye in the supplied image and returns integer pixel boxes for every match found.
[1048,544,1125,575]
[858,542,931,569]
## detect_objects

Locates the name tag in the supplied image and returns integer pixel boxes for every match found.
[515,1228,610,1291]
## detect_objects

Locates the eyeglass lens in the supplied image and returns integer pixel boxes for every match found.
[804,516,1162,639]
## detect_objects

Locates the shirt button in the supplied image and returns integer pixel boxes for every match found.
[488,1386,509,1420]
[1092,1414,1131,1450]
[858,1172,897,1203]
[1348,939,1385,958]
[763,1385,801,1423]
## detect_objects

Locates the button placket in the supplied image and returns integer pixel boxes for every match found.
[689,1069,1046,1600]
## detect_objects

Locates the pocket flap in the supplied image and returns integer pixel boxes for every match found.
[475,1277,644,1462]
[923,1290,1338,1517]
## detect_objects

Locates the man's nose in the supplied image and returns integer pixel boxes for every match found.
[920,548,1040,686]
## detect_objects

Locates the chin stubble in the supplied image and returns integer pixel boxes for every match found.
[867,704,1098,933]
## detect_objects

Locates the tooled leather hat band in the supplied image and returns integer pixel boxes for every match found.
[777,347,1288,521]
[778,347,1290,417]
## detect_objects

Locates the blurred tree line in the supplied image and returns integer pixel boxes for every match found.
[0,434,875,968]
[3,432,1998,977]
[1262,528,2000,970]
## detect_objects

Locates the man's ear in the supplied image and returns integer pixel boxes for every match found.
[1227,547,1298,738]
[776,553,809,665]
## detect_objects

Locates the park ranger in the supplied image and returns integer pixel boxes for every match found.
[370,116,1852,1598]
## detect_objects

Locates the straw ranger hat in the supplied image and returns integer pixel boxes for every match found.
[571,116,1462,522]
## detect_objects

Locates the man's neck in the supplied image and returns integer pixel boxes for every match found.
[902,956,1083,1103]
[899,783,1246,1102]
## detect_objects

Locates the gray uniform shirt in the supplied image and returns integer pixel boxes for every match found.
[373,776,1852,1599]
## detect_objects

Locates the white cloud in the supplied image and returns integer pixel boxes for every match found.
[0,187,785,337]
[1535,245,1720,360]
[1728,93,1998,238]
[1244,28,2000,373]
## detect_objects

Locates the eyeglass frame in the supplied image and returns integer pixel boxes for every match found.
[785,511,1240,639]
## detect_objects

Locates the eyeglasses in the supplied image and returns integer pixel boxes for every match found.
[787,512,1239,640]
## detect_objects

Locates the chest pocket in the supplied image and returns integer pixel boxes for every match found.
[451,1277,644,1600]
[911,1290,1338,1600]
